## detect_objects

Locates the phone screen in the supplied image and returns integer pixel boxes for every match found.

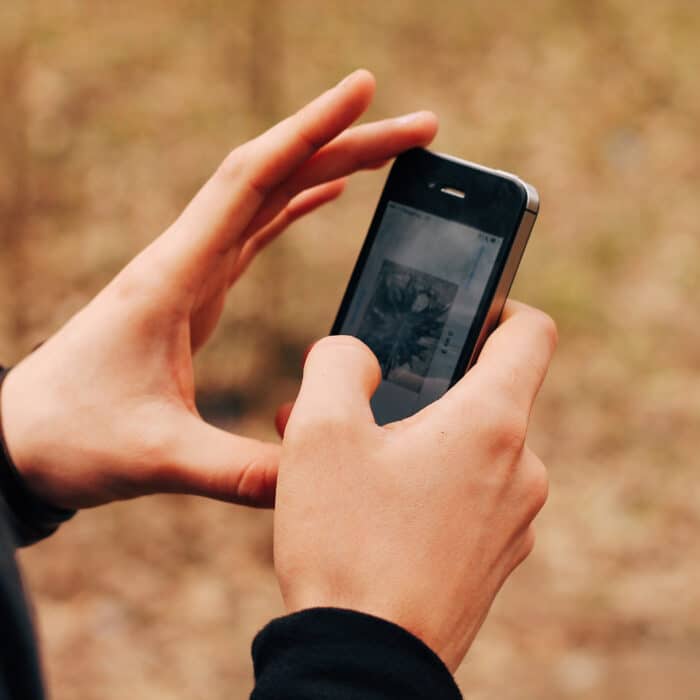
[337,201,503,424]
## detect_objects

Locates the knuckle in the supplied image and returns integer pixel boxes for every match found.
[245,235,262,257]
[505,528,537,573]
[217,147,245,181]
[481,397,528,458]
[517,527,537,564]
[216,144,269,197]
[523,458,549,514]
[234,455,277,506]
[531,309,559,352]
[108,267,143,305]
[497,421,527,458]
[297,124,325,154]
[284,409,351,451]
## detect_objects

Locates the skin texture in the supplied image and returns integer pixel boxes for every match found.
[274,301,557,671]
[1,68,557,676]
[0,69,439,509]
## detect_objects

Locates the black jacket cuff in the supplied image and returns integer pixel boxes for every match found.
[251,607,462,700]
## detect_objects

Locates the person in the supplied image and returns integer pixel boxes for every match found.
[0,70,557,699]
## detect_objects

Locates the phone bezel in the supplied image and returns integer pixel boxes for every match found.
[331,147,538,398]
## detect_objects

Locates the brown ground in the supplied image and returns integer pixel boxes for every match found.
[2,1,699,698]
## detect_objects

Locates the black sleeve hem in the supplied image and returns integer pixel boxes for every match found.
[0,366,76,547]
[251,607,462,700]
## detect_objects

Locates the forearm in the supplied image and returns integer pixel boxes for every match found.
[251,608,462,700]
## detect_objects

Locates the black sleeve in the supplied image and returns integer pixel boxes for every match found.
[0,365,73,700]
[0,500,47,700]
[250,608,463,700]
[0,366,76,547]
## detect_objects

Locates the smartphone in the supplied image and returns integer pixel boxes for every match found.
[331,147,539,425]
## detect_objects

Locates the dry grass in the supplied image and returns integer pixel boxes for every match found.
[2,1,699,698]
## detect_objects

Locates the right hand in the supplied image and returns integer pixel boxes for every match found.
[273,301,557,671]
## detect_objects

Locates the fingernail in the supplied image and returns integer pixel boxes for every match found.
[395,111,425,125]
[337,70,361,88]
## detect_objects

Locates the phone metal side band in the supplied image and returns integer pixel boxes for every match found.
[466,208,538,369]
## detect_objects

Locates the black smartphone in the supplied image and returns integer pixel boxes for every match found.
[331,147,539,425]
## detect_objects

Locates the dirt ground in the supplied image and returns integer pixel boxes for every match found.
[2,1,699,698]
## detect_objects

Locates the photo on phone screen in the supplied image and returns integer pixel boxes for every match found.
[336,201,503,425]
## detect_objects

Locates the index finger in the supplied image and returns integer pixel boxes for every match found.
[435,301,558,418]
[161,69,376,275]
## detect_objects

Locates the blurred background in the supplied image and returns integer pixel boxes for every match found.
[1,1,699,698]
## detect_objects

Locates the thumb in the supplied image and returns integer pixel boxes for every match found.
[273,340,320,438]
[291,335,381,427]
[165,415,279,507]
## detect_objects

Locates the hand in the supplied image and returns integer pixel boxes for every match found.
[273,301,557,671]
[0,70,438,509]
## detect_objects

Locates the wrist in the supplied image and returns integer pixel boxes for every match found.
[0,360,68,508]
[1,364,41,486]
[281,581,484,673]
[282,595,450,672]
[0,365,76,544]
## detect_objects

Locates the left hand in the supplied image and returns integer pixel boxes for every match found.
[0,69,438,509]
